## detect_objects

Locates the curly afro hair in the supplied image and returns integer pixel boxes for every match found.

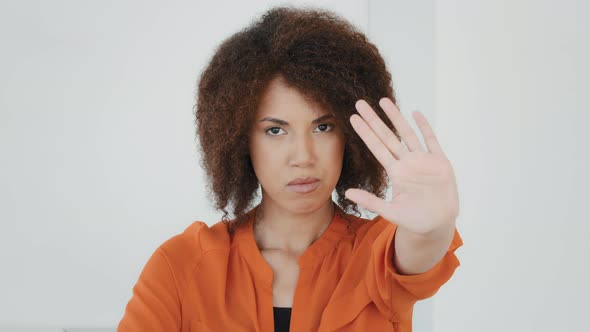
[194,5,400,232]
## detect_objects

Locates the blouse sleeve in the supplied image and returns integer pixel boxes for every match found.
[117,247,182,332]
[364,221,463,322]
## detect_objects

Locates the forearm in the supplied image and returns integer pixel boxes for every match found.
[392,222,456,275]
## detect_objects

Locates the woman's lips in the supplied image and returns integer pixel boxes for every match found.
[287,180,320,194]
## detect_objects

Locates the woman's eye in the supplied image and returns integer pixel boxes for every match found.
[314,123,334,132]
[265,127,286,135]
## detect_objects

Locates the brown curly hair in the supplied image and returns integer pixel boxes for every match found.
[194,5,400,232]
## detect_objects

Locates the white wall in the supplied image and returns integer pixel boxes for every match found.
[430,0,588,331]
[1,0,586,331]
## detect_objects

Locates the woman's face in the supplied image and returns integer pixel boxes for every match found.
[249,76,346,213]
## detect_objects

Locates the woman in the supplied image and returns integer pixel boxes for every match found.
[118,5,462,332]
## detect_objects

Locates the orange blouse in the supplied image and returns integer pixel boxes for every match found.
[117,204,463,331]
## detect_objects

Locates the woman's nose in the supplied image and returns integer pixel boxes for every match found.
[289,134,315,167]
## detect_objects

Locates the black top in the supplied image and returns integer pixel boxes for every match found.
[273,307,292,332]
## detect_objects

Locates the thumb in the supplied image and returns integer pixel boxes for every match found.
[345,188,390,217]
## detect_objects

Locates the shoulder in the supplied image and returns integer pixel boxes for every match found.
[158,219,231,269]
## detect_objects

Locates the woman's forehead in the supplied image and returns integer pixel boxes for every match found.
[257,77,328,120]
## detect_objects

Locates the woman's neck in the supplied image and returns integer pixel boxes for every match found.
[253,199,335,256]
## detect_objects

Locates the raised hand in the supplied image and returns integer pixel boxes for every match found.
[345,98,459,235]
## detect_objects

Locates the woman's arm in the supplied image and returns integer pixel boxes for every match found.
[393,222,456,275]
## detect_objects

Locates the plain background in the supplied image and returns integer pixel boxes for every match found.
[0,0,586,331]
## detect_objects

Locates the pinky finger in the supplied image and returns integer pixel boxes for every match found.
[412,111,443,154]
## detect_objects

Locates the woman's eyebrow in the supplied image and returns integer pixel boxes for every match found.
[259,114,334,125]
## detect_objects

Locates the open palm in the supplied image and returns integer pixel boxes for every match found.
[345,98,459,235]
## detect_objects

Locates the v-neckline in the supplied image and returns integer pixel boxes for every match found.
[235,202,349,286]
